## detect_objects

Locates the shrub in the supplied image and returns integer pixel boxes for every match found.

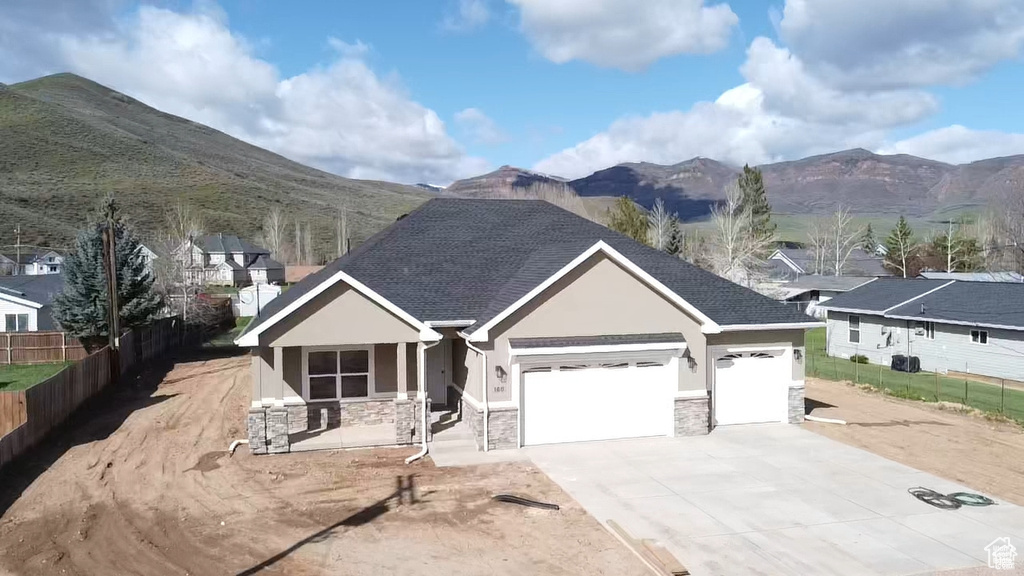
[850,354,869,364]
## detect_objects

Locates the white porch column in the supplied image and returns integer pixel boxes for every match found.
[396,342,408,400]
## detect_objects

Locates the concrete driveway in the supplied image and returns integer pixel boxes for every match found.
[526,425,1024,576]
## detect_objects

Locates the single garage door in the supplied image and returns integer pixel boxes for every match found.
[714,350,789,425]
[522,361,675,445]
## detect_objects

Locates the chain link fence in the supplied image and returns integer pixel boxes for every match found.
[806,328,1024,422]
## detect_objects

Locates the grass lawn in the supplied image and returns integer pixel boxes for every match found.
[205,316,251,348]
[0,363,72,392]
[806,328,1024,422]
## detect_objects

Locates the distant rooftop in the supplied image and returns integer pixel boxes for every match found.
[195,234,268,255]
[918,271,1023,283]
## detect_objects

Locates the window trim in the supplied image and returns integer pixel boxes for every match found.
[848,314,861,344]
[301,345,378,402]
[916,321,935,340]
[3,313,30,333]
[970,329,989,345]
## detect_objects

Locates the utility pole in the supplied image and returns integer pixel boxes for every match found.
[101,207,121,381]
[13,225,20,276]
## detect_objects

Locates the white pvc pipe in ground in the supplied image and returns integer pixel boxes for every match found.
[228,439,248,455]
[805,415,847,425]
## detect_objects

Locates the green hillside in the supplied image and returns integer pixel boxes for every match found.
[0,73,430,255]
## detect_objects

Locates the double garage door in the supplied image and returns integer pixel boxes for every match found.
[520,349,791,446]
[522,361,676,446]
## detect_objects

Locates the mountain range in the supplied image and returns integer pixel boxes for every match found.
[0,73,428,252]
[447,150,1024,222]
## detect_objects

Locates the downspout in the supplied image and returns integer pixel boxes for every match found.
[405,339,441,464]
[463,339,489,452]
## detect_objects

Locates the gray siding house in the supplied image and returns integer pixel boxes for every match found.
[821,278,1024,381]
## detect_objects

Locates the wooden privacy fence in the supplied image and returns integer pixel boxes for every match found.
[1,332,88,365]
[0,316,186,469]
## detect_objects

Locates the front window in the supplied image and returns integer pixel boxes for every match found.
[48,265,58,273]
[971,330,988,345]
[916,321,935,340]
[848,315,861,344]
[4,314,29,332]
[306,348,372,400]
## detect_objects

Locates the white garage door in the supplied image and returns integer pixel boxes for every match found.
[714,350,789,425]
[522,361,675,446]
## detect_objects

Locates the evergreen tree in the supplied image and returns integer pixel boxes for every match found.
[736,165,776,243]
[606,196,649,245]
[860,223,877,253]
[53,197,162,347]
[884,216,916,278]
[665,215,683,256]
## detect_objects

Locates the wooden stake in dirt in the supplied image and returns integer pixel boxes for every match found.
[605,520,689,576]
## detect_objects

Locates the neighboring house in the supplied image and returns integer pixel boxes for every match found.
[234,199,820,455]
[0,250,64,276]
[778,276,876,319]
[918,271,1023,283]
[137,243,158,275]
[767,247,890,281]
[820,278,1024,381]
[181,235,284,287]
[0,274,64,332]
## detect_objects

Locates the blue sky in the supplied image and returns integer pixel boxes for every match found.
[2,0,1023,183]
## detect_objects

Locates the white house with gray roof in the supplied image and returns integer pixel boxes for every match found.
[820,278,1024,381]
[233,199,821,456]
[0,274,64,332]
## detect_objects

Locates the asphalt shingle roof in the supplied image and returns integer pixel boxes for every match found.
[197,235,268,255]
[775,248,890,277]
[886,281,1024,329]
[782,275,876,292]
[819,278,950,313]
[0,274,65,330]
[250,255,283,270]
[242,199,815,338]
[509,333,686,348]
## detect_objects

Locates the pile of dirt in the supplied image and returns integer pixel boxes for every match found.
[0,354,645,576]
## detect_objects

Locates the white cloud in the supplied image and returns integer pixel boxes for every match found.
[778,0,1024,89]
[507,0,739,71]
[4,4,486,184]
[453,108,507,146]
[441,0,491,32]
[880,125,1024,165]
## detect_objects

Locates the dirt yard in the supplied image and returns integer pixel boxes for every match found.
[0,350,646,576]
[804,377,1024,506]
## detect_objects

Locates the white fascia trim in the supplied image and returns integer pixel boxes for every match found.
[510,342,687,357]
[884,314,1024,333]
[0,292,43,309]
[716,344,790,353]
[819,306,884,316]
[235,269,442,346]
[425,320,476,328]
[675,389,709,399]
[717,322,824,331]
[881,280,957,314]
[770,250,804,274]
[468,240,720,341]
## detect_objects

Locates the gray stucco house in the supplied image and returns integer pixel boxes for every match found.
[820,278,1024,381]
[235,199,820,455]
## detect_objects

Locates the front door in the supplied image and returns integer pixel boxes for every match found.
[426,339,450,406]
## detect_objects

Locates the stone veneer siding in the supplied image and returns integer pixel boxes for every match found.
[788,385,805,424]
[674,395,710,436]
[486,407,519,450]
[247,407,268,454]
[395,399,431,445]
[266,406,290,454]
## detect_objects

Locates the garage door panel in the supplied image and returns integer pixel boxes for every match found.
[714,350,789,426]
[523,364,674,446]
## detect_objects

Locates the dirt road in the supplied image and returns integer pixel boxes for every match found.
[0,350,646,576]
[804,377,1024,505]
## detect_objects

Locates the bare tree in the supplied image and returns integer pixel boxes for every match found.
[829,207,863,276]
[336,204,349,258]
[262,208,289,262]
[708,183,773,288]
[152,202,204,323]
[678,229,712,270]
[994,185,1024,272]
[647,198,674,251]
[805,218,830,275]
[294,220,303,265]
[302,222,314,265]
